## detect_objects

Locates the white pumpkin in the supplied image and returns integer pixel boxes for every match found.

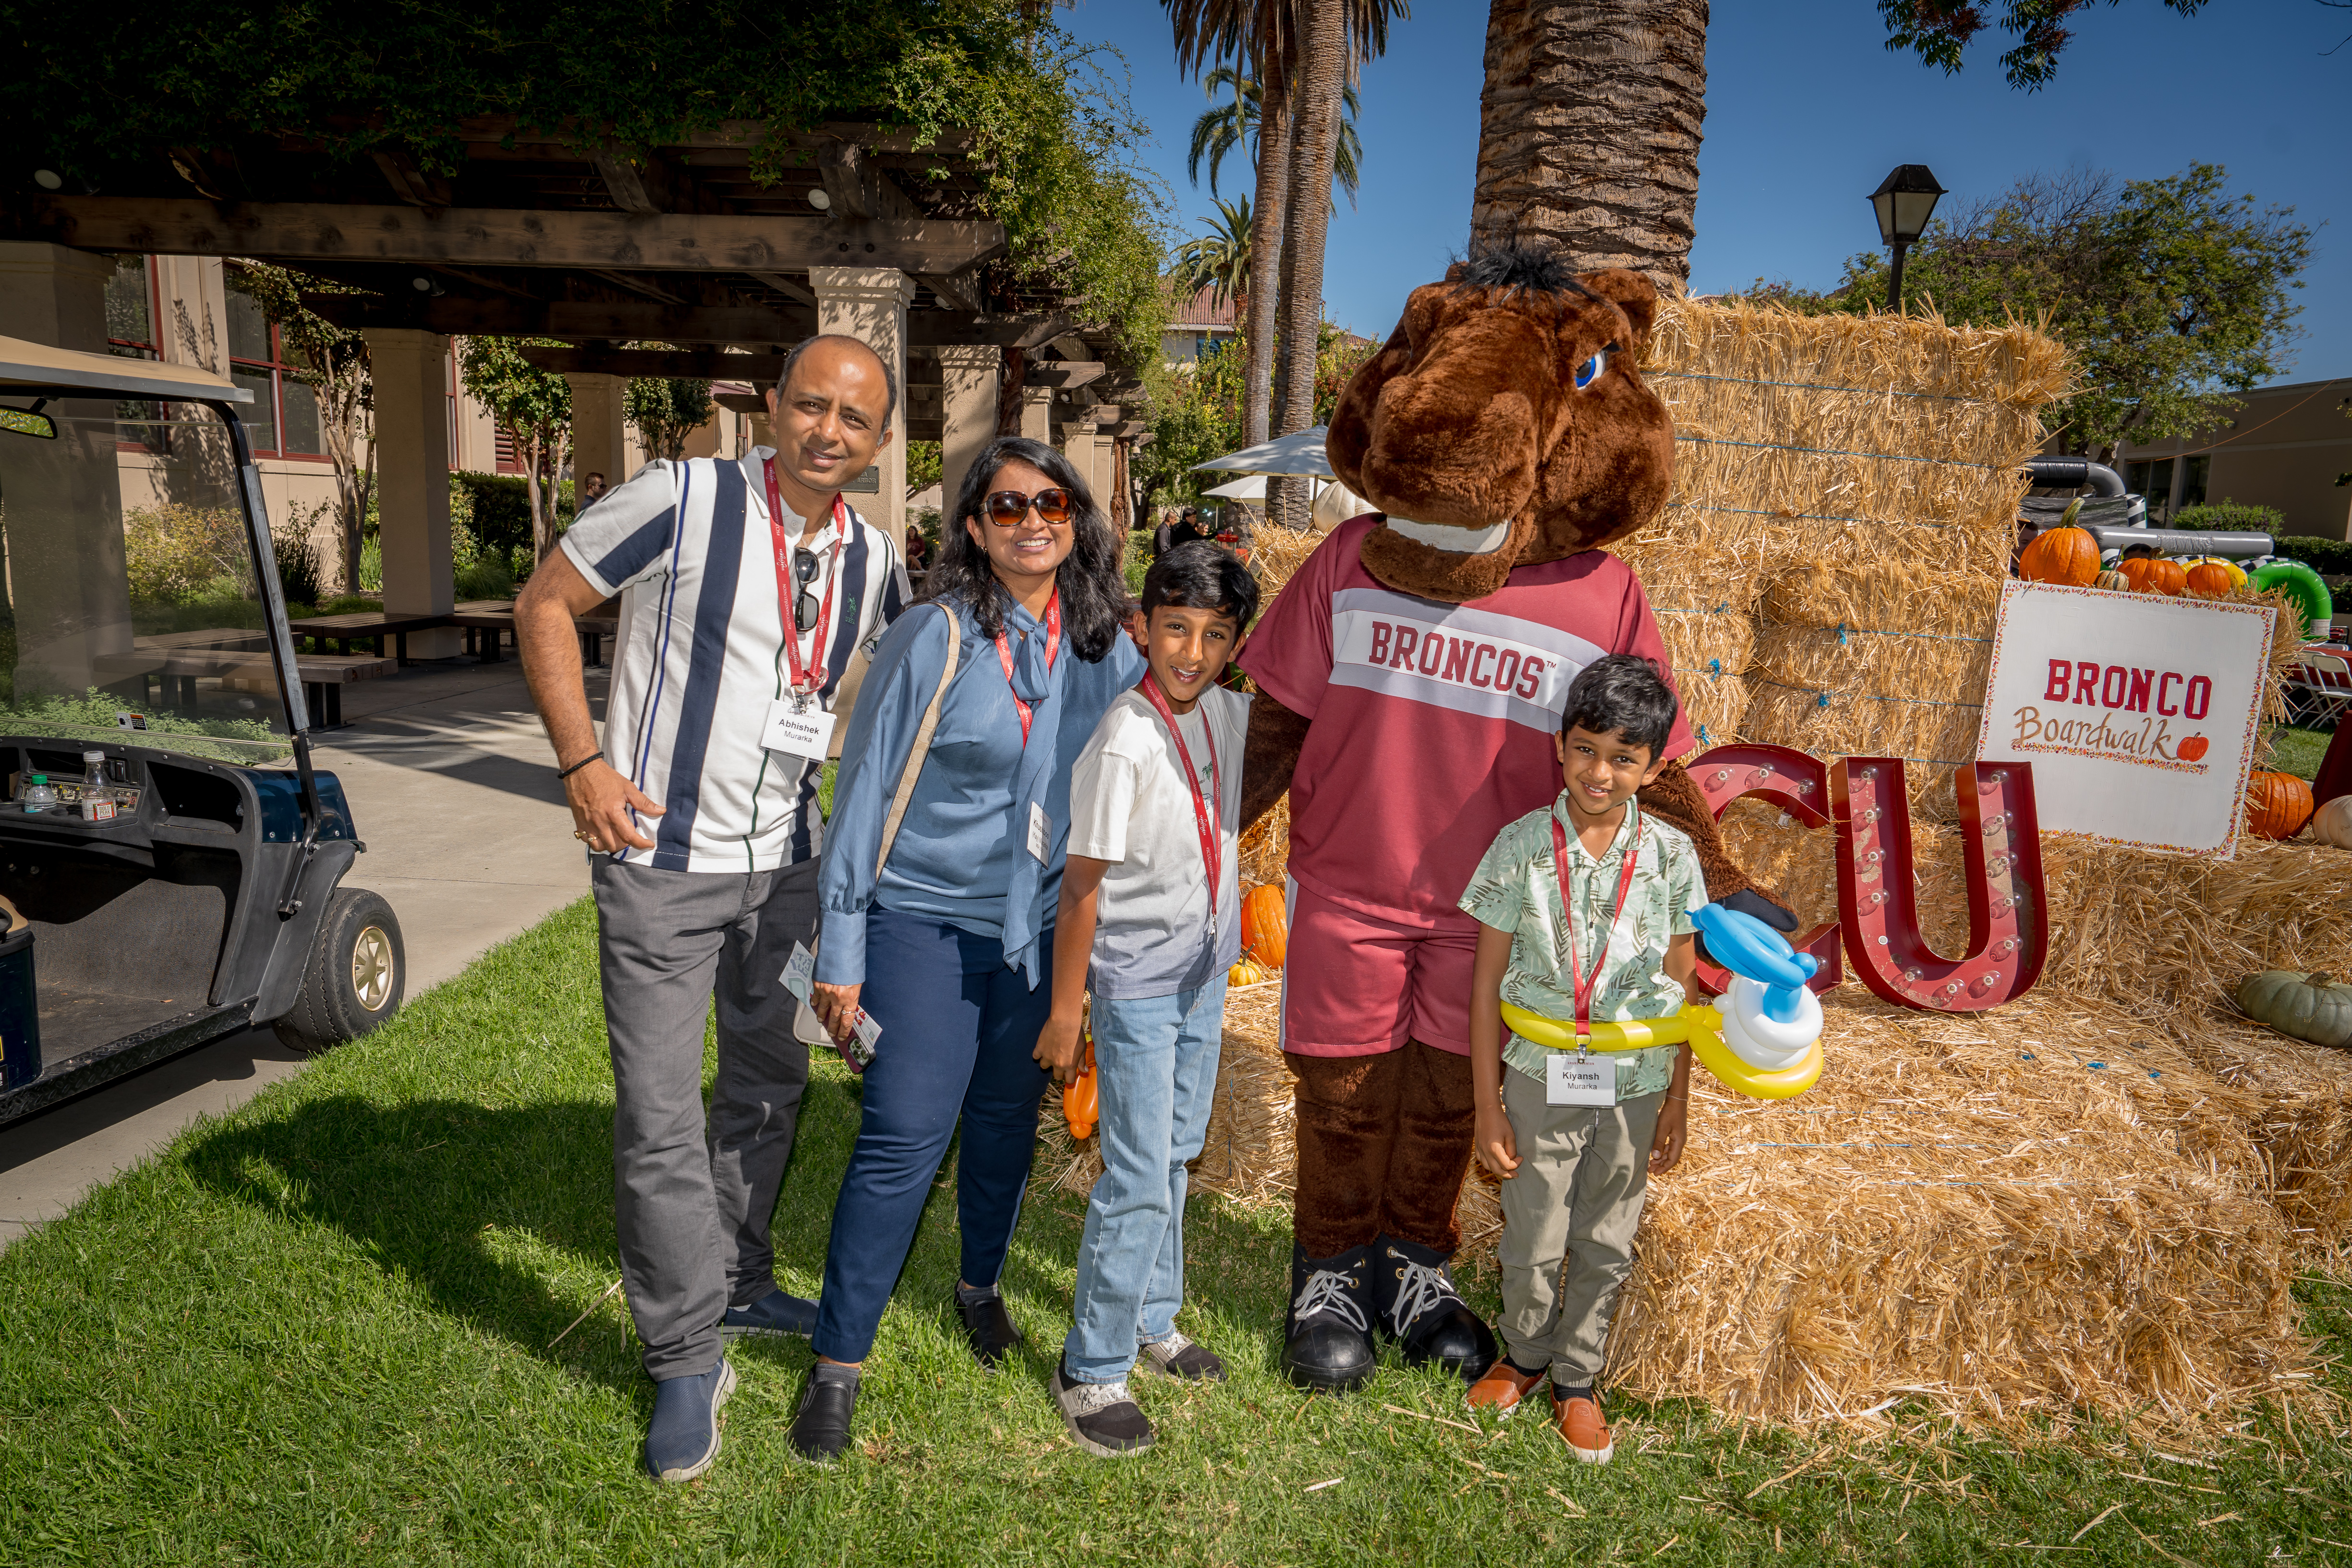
[2314,794,2352,850]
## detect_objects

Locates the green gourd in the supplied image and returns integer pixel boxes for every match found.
[2236,970,2352,1049]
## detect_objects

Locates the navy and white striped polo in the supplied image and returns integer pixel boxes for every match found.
[561,450,910,873]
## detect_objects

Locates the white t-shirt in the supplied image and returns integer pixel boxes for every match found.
[1066,683,1250,999]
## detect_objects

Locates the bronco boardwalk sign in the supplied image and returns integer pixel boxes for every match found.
[1975,580,2278,857]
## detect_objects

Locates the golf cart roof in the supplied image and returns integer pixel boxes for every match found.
[0,333,250,403]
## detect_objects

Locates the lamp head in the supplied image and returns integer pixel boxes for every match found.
[1869,164,1947,247]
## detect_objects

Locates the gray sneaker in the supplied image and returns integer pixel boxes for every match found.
[1051,1358,1155,1457]
[1138,1329,1227,1383]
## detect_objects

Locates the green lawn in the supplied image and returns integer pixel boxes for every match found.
[2267,725,2336,782]
[5,899,2351,1566]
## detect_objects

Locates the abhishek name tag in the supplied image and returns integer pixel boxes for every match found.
[1545,1050,1617,1107]
[762,697,837,760]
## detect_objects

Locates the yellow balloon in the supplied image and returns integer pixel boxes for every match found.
[1499,1000,1825,1100]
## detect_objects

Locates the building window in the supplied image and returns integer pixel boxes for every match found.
[104,254,169,450]
[2126,457,2174,513]
[495,424,522,475]
[225,284,327,460]
[2180,454,2210,511]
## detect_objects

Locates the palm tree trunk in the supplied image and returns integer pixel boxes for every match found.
[1269,0,1346,531]
[1472,0,1709,297]
[1243,50,1292,447]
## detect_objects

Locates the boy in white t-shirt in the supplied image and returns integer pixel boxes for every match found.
[1036,541,1259,1457]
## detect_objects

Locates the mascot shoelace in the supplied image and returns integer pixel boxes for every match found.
[1233,245,1799,1392]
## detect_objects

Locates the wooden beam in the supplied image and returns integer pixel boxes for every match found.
[584,268,687,305]
[590,144,675,214]
[20,196,1006,276]
[308,294,814,344]
[369,147,454,209]
[1025,361,1105,390]
[916,270,981,311]
[520,347,788,379]
[746,271,818,306]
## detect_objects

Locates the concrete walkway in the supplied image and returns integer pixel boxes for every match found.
[0,657,603,1250]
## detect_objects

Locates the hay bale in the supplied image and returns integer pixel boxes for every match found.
[2164,1006,2352,1255]
[1606,990,2311,1435]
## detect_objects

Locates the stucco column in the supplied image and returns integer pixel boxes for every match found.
[810,266,915,556]
[1091,427,1116,517]
[365,329,461,657]
[566,372,628,504]
[936,344,1000,525]
[1060,415,1100,504]
[0,242,131,694]
[1019,387,1054,443]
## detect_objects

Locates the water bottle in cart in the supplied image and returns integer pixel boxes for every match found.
[21,775,55,814]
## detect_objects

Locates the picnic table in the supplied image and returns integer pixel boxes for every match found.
[97,644,397,729]
[286,610,459,666]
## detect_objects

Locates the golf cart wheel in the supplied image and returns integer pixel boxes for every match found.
[274,887,406,1053]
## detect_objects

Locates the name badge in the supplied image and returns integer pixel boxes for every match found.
[1546,1049,1617,1107]
[1027,800,1051,863]
[762,698,837,760]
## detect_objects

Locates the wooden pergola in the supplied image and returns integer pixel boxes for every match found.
[4,114,1151,649]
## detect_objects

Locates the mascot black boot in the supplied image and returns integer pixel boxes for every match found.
[1372,1234,1496,1380]
[1281,1242,1376,1392]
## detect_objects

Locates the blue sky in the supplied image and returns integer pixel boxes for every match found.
[1065,0,2350,386]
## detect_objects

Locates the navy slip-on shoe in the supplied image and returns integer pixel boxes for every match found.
[720,1289,819,1339]
[643,1359,736,1483]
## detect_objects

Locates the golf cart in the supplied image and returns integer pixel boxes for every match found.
[0,335,404,1127]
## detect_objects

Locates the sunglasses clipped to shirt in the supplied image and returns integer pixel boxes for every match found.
[793,547,822,634]
[983,488,1075,527]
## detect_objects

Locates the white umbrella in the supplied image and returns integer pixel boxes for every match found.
[1201,474,1267,500]
[1192,427,1334,479]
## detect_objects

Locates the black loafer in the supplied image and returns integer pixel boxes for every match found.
[956,1285,1024,1368]
[788,1374,858,1465]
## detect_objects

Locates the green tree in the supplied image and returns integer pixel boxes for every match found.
[1172,193,1255,310]
[458,338,572,563]
[1879,0,2210,90]
[904,439,943,501]
[624,376,715,463]
[1187,66,1363,207]
[1762,165,2310,461]
[231,262,374,594]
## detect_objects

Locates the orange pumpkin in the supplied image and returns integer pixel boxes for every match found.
[2142,558,2189,596]
[2019,526,2101,585]
[1241,882,1288,968]
[2184,561,2236,599]
[2246,770,2316,840]
[2117,558,2156,592]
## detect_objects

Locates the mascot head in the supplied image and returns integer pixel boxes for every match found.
[1325,245,1675,604]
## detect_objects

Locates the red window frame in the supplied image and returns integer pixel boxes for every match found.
[227,288,330,463]
[106,254,169,454]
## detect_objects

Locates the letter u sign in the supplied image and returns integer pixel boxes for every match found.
[1688,746,2049,1012]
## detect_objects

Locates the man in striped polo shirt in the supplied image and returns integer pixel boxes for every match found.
[517,335,910,1482]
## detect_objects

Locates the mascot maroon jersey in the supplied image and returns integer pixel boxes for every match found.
[1239,515,1693,930]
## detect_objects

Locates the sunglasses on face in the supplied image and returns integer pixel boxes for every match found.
[983,488,1075,527]
[793,548,821,633]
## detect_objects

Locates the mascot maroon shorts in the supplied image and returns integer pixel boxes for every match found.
[1279,879,1479,1058]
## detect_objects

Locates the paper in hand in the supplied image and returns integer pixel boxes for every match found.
[782,941,816,1007]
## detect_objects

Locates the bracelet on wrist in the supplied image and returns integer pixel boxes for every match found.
[556,754,602,781]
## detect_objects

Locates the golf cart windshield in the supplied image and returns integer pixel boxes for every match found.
[0,348,299,770]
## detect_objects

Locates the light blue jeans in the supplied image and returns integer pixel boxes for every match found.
[1063,975,1227,1383]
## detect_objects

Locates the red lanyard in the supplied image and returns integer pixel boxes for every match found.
[1550,802,1643,1045]
[993,590,1061,747]
[1136,672,1223,928]
[764,458,847,698]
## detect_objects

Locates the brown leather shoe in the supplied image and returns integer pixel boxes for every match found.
[1555,1392,1614,1463]
[1465,1361,1546,1418]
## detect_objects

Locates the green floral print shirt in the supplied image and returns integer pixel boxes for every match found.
[1457,795,1705,1099]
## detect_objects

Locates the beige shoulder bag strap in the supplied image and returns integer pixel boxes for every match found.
[873,601,960,879]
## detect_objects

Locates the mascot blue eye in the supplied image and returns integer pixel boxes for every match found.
[1574,348,1609,390]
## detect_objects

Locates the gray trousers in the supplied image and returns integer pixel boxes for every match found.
[1496,1066,1667,1386]
[593,855,818,1380]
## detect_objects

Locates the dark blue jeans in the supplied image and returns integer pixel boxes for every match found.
[812,908,1055,1364]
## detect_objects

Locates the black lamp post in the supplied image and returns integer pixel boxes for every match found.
[1869,165,1946,313]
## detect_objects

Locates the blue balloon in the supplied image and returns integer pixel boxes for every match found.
[1690,903,1818,1024]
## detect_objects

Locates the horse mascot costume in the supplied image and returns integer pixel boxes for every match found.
[1235,245,1796,1390]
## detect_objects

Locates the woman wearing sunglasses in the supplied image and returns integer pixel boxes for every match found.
[793,435,1145,1460]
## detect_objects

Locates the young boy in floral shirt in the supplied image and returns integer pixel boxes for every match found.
[1458,654,1702,1463]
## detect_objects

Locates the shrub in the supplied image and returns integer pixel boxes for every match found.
[2275,536,2352,576]
[455,556,516,600]
[272,503,328,608]
[123,503,249,603]
[2172,499,2288,534]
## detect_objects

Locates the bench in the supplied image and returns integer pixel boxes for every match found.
[449,599,517,663]
[287,610,458,666]
[95,648,397,730]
